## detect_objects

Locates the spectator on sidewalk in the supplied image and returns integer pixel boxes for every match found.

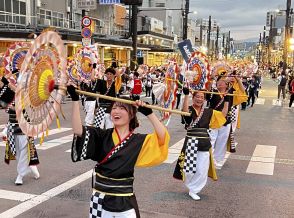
[277,71,287,101]
[247,75,259,107]
[130,71,142,101]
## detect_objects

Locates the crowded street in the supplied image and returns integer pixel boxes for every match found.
[0,76,293,218]
[1,0,294,218]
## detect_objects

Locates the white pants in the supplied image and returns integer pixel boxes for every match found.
[84,101,96,126]
[15,135,31,177]
[209,124,231,164]
[100,209,136,218]
[99,113,113,129]
[184,151,210,194]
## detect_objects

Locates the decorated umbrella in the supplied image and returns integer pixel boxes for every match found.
[184,51,210,91]
[211,61,232,78]
[15,30,67,137]
[3,42,31,84]
[153,59,179,126]
[75,46,99,82]
[67,59,80,84]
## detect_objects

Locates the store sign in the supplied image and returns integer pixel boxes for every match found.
[178,39,194,63]
[137,50,143,57]
[77,0,97,9]
[99,0,121,4]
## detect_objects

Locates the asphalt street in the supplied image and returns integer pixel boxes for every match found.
[0,77,293,218]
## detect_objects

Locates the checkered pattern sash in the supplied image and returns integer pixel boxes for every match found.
[231,105,238,123]
[7,122,16,156]
[183,106,205,174]
[89,191,105,218]
[183,137,199,174]
[94,107,107,128]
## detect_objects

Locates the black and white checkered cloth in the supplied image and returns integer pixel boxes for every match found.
[80,128,90,161]
[231,105,238,123]
[184,137,198,174]
[89,191,105,218]
[94,107,107,128]
[7,122,16,156]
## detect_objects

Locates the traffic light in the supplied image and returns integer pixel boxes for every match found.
[120,0,142,5]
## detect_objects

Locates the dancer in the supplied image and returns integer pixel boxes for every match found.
[67,85,170,217]
[174,88,226,200]
[0,75,40,185]
[94,67,122,129]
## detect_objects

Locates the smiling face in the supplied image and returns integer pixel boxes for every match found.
[192,92,205,108]
[111,102,131,129]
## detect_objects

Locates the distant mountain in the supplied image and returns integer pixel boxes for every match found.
[240,37,259,43]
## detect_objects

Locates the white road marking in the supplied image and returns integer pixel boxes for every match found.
[0,124,6,129]
[164,138,185,164]
[0,189,37,202]
[36,135,73,150]
[246,145,276,175]
[0,128,72,148]
[0,170,92,218]
[272,99,282,106]
[65,149,71,153]
[255,98,265,105]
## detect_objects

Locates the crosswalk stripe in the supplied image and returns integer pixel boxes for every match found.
[255,98,265,105]
[164,138,185,164]
[0,189,37,202]
[272,99,282,106]
[36,134,73,150]
[246,145,276,175]
[0,128,72,148]
[0,170,92,218]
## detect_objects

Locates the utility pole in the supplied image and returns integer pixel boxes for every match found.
[262,26,266,64]
[283,0,291,70]
[215,25,219,60]
[226,31,230,59]
[183,0,190,40]
[207,15,211,57]
[200,24,203,46]
[130,5,138,70]
[268,15,273,66]
[222,33,225,57]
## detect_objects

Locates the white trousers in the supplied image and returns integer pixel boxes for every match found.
[100,209,136,218]
[184,151,210,194]
[99,113,113,129]
[84,100,96,126]
[15,135,31,177]
[209,124,231,164]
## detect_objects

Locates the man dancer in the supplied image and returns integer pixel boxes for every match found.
[94,67,121,129]
[207,77,231,169]
[0,75,40,185]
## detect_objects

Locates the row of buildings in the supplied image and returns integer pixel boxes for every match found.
[0,0,240,67]
[256,9,294,66]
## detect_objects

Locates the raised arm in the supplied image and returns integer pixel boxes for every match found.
[182,87,190,112]
[136,101,166,145]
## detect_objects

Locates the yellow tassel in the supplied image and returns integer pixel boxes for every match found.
[40,132,44,145]
[46,128,49,137]
[56,116,61,129]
